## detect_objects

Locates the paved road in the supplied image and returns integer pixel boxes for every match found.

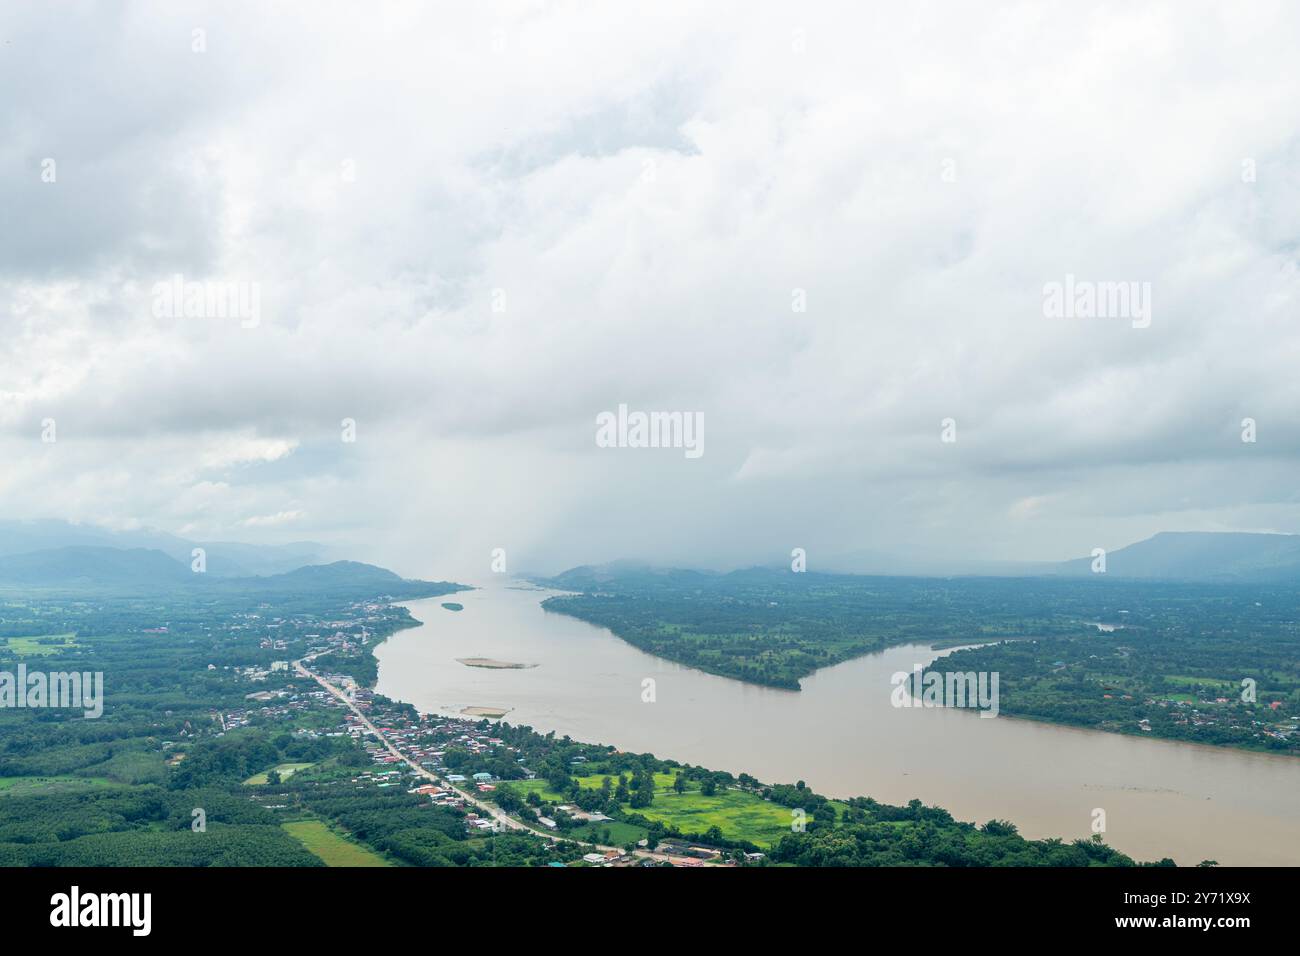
[293,653,707,865]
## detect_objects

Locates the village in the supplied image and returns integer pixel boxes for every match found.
[200,605,740,866]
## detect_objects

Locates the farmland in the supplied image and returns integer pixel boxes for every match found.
[505,772,841,847]
[282,819,393,867]
[0,775,114,797]
[4,633,78,656]
[244,762,315,785]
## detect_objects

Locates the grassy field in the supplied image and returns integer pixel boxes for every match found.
[505,772,824,847]
[93,750,168,785]
[0,776,114,797]
[4,634,78,656]
[1162,675,1238,694]
[243,762,315,785]
[572,770,681,791]
[632,789,803,845]
[569,820,648,846]
[508,773,673,802]
[282,819,392,867]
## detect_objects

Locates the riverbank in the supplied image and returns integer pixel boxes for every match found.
[373,585,1300,865]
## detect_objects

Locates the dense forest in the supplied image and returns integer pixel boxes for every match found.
[0,589,535,866]
[538,567,1144,688]
[938,628,1300,753]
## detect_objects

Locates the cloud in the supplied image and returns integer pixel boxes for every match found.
[2,1,1300,577]
[239,510,306,528]
[200,435,298,470]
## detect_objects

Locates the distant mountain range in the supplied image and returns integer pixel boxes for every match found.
[0,519,325,577]
[555,532,1300,586]
[0,545,462,598]
[0,522,463,597]
[1050,531,1300,582]
[4,522,1298,593]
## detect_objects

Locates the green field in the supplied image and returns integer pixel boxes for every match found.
[0,776,114,797]
[3,634,78,656]
[94,750,168,785]
[570,821,649,846]
[632,789,805,845]
[1162,675,1239,694]
[507,772,822,847]
[510,771,680,800]
[243,762,315,785]
[282,819,392,867]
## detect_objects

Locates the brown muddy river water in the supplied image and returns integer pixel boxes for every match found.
[375,582,1300,865]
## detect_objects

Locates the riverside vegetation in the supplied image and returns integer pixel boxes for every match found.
[0,569,1183,866]
[538,566,1299,754]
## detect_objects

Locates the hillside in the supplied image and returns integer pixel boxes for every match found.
[0,546,464,599]
[1054,532,1300,582]
[0,519,325,577]
[0,546,193,588]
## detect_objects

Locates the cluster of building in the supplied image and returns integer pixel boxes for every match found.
[215,689,314,732]
[202,604,745,865]
[1143,695,1297,741]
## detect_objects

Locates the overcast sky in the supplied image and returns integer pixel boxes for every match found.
[3,2,1299,579]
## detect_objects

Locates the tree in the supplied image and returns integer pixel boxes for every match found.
[673,773,686,794]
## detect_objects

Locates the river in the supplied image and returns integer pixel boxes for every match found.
[374,581,1300,865]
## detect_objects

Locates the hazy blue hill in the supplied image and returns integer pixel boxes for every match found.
[246,560,401,590]
[1054,532,1300,581]
[0,520,190,559]
[546,563,903,596]
[0,546,465,599]
[553,532,1300,587]
[198,540,324,577]
[0,546,192,587]
[237,560,466,599]
[271,559,399,580]
[545,563,720,592]
[0,519,324,577]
